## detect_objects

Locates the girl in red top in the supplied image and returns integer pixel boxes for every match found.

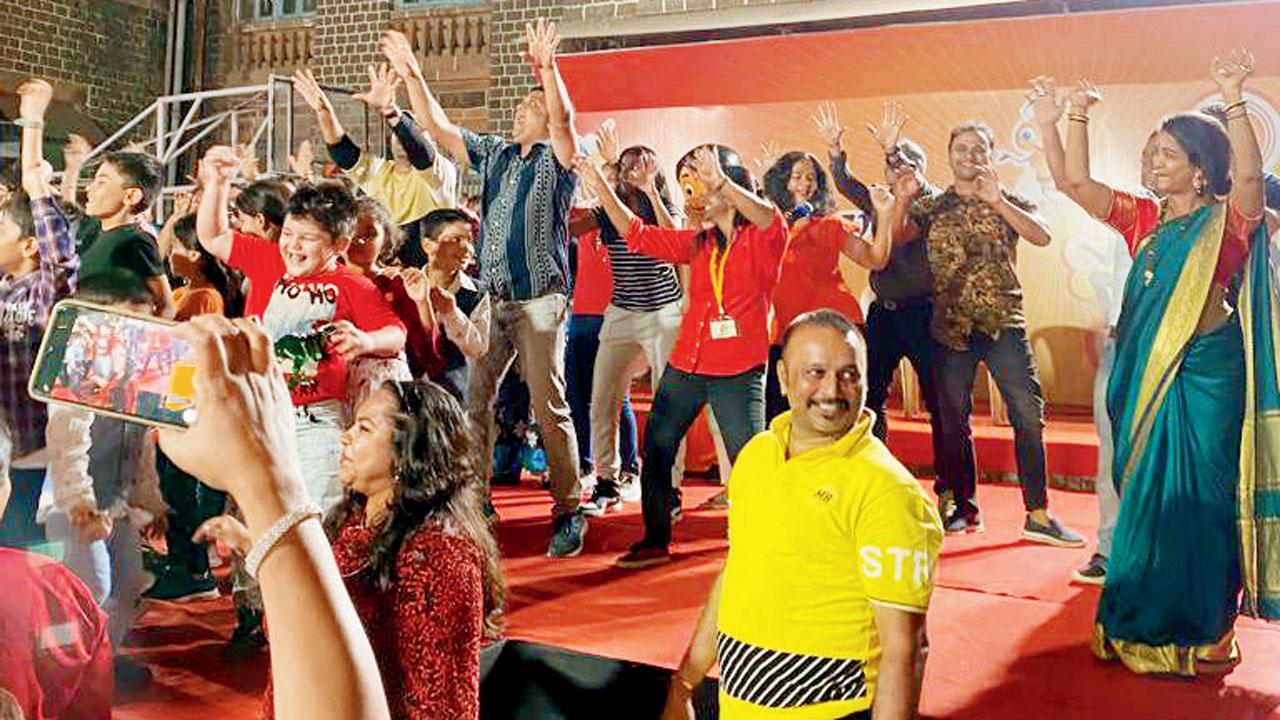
[577,144,787,568]
[762,151,894,419]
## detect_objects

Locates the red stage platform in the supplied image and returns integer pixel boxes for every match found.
[115,479,1280,720]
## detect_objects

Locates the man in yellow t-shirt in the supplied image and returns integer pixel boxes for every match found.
[663,309,943,720]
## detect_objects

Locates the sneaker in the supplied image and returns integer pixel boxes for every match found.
[114,655,153,691]
[616,542,671,569]
[618,472,642,502]
[547,512,587,558]
[1022,515,1086,548]
[944,506,984,535]
[144,566,220,602]
[1071,553,1108,585]
[581,484,622,517]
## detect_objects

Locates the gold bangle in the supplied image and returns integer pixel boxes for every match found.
[1067,114,1089,124]
[1224,99,1247,113]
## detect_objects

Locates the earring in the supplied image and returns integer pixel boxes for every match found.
[1193,175,1205,194]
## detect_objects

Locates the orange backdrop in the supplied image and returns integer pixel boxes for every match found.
[560,0,1280,408]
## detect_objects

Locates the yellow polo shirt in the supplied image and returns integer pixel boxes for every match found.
[718,410,943,718]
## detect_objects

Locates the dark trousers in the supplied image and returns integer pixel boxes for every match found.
[566,314,638,475]
[640,366,765,547]
[864,300,946,473]
[935,328,1048,513]
[764,344,787,422]
[157,447,226,576]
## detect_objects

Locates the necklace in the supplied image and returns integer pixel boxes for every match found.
[1143,199,1201,286]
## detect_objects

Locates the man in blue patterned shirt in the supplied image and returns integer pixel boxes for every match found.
[0,78,79,486]
[382,20,586,556]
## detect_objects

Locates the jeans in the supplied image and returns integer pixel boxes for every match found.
[469,294,581,516]
[864,300,947,477]
[295,400,345,511]
[640,366,765,547]
[1094,334,1119,557]
[935,328,1048,512]
[566,314,638,476]
[591,300,686,484]
[157,447,226,576]
[45,510,147,650]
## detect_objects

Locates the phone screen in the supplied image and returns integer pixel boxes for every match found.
[29,301,197,429]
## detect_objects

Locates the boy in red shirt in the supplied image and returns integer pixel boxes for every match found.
[195,145,406,508]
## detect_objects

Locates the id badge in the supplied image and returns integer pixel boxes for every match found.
[709,315,739,340]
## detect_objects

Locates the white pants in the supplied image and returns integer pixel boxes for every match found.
[590,300,686,485]
[295,400,346,511]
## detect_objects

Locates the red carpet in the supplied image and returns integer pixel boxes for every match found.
[115,481,1280,720]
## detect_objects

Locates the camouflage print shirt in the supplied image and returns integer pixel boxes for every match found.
[908,186,1037,351]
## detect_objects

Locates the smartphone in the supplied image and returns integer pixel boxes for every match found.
[28,299,198,430]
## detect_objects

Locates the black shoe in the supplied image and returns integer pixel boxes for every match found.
[669,489,683,523]
[114,655,153,691]
[944,505,984,535]
[1071,553,1108,585]
[1022,515,1086,548]
[144,567,220,602]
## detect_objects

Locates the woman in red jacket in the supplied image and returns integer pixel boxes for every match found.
[577,145,786,568]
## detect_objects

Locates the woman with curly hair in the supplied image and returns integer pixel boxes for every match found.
[201,379,504,717]
[762,150,895,419]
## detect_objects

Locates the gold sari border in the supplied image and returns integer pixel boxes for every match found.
[1092,624,1238,677]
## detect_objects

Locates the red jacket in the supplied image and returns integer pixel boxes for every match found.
[625,209,788,376]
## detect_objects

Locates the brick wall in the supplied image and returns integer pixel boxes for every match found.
[310,0,394,89]
[0,0,168,132]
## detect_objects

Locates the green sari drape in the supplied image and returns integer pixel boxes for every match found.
[1093,203,1279,676]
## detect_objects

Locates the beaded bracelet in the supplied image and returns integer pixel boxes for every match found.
[245,503,323,579]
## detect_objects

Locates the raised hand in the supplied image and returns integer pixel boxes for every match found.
[1027,75,1063,126]
[572,154,611,197]
[172,190,194,217]
[631,153,659,194]
[1212,48,1254,98]
[380,30,422,80]
[867,101,907,154]
[974,165,1002,205]
[525,18,560,69]
[354,63,401,115]
[813,101,846,154]
[64,133,92,169]
[201,145,242,184]
[691,146,728,192]
[752,140,778,178]
[288,139,315,178]
[596,118,620,165]
[235,143,259,180]
[292,67,330,113]
[869,183,896,214]
[1066,79,1102,112]
[17,78,53,122]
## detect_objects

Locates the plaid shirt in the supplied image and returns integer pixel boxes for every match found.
[0,196,78,456]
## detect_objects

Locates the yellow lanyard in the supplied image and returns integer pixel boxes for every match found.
[709,239,735,315]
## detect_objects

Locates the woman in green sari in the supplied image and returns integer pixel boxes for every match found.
[1032,52,1279,676]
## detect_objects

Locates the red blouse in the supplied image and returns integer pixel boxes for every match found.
[264,513,487,720]
[769,214,865,344]
[1104,190,1261,287]
[625,209,788,376]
